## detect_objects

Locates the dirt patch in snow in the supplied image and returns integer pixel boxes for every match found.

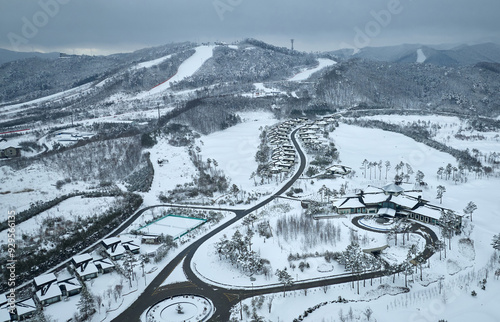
[458,238,475,261]
[446,259,462,275]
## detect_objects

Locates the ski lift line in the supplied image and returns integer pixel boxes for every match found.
[150,71,179,90]
[0,128,30,135]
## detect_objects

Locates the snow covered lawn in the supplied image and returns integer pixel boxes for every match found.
[197,111,280,195]
[136,214,207,240]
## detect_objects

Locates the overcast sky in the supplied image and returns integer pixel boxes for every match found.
[1,0,499,55]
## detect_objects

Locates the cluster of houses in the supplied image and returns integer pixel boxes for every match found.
[267,116,338,175]
[332,182,460,226]
[0,237,141,321]
[267,118,304,174]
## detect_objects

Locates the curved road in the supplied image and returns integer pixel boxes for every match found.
[114,128,306,321]
[113,128,439,322]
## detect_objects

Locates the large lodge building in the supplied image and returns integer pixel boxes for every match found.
[332,183,459,226]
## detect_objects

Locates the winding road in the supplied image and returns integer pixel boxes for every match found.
[112,127,439,322]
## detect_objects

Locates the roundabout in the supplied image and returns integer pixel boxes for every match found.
[143,295,214,322]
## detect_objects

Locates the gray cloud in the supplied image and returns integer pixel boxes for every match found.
[1,0,499,54]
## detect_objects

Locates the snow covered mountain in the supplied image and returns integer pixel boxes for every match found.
[331,42,500,66]
[1,38,500,134]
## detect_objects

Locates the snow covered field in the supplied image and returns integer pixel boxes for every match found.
[198,111,278,194]
[0,162,88,213]
[358,114,500,156]
[137,215,206,240]
[2,196,118,239]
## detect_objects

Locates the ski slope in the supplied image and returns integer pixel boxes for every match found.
[416,48,426,63]
[130,54,173,70]
[137,45,216,98]
[289,58,337,81]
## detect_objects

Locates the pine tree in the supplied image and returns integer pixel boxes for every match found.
[463,201,477,221]
[436,185,446,204]
[415,170,425,184]
[77,287,96,321]
[492,234,500,251]
[275,268,293,296]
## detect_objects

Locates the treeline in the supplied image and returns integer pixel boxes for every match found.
[124,152,154,192]
[43,136,143,182]
[314,59,500,116]
[275,216,342,248]
[170,97,242,135]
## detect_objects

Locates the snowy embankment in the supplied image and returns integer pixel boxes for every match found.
[289,58,337,81]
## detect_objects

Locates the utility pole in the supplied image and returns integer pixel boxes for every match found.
[157,103,161,128]
[290,39,294,51]
[239,293,242,320]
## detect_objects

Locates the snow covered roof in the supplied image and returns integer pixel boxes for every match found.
[34,273,57,288]
[101,237,121,247]
[412,206,443,220]
[16,298,37,317]
[122,241,140,252]
[36,282,61,301]
[107,244,126,257]
[382,183,405,194]
[76,261,98,276]
[94,258,115,270]
[0,141,19,150]
[57,277,82,293]
[389,195,419,209]
[365,186,383,194]
[362,193,389,205]
[72,253,93,265]
[377,208,396,217]
[0,307,11,322]
[339,197,365,209]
